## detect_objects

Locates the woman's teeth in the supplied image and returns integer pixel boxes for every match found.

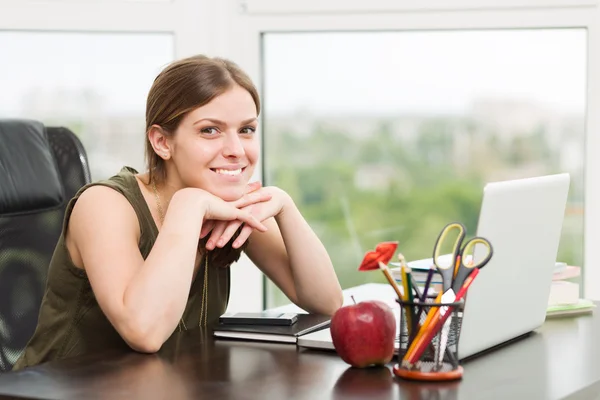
[214,168,242,176]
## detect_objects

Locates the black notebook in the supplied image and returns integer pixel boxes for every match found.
[213,313,331,344]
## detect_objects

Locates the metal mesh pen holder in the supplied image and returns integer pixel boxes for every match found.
[393,298,465,381]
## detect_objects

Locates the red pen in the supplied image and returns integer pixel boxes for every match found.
[404,268,480,366]
[454,268,479,301]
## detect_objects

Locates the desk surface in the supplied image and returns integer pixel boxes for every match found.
[1,285,599,400]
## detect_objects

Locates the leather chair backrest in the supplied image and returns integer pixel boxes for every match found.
[0,119,91,371]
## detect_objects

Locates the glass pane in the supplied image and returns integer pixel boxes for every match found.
[262,30,586,307]
[0,31,174,180]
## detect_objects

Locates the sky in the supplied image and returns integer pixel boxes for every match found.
[0,28,587,117]
[262,29,587,116]
[0,31,174,116]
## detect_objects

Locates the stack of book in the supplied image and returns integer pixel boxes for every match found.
[547,263,595,318]
[213,313,331,344]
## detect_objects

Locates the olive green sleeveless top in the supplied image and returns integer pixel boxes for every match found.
[12,167,230,370]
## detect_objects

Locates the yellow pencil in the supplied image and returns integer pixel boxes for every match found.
[452,255,462,280]
[403,292,442,361]
[400,264,414,336]
[377,261,404,300]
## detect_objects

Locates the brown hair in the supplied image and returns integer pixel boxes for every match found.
[144,55,260,267]
[145,54,260,186]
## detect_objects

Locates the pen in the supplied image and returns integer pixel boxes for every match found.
[420,266,436,302]
[454,267,479,300]
[415,266,436,324]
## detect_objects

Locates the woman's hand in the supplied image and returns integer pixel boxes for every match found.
[199,182,265,240]
[177,186,271,234]
[203,186,291,250]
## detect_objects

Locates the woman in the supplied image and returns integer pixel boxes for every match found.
[13,55,343,369]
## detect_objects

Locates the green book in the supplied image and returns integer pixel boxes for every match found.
[546,299,596,318]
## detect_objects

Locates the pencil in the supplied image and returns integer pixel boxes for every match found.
[405,268,418,339]
[377,261,403,299]
[400,263,414,331]
[452,255,462,280]
[403,292,442,360]
[402,299,447,367]
[397,253,422,299]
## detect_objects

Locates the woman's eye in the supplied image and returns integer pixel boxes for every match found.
[240,126,256,134]
[201,127,219,135]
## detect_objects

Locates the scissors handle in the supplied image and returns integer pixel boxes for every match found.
[433,222,466,292]
[451,237,493,292]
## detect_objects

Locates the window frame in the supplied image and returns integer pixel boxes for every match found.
[0,0,266,313]
[223,3,600,302]
[4,0,599,308]
[241,0,598,14]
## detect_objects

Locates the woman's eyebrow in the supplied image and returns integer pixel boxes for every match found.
[193,117,257,126]
[240,118,258,125]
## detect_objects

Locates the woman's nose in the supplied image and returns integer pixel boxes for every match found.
[222,132,245,158]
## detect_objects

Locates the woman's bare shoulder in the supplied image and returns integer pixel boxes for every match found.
[67,184,141,267]
[73,184,138,221]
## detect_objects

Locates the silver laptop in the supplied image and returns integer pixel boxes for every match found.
[298,173,570,360]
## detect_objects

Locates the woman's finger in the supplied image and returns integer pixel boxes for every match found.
[232,224,254,249]
[200,220,216,239]
[206,221,229,250]
[246,181,262,194]
[233,191,272,209]
[236,210,268,232]
[216,220,244,248]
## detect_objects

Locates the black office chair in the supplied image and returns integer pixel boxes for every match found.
[0,119,91,372]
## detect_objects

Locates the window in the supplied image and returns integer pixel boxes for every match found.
[262,29,586,307]
[0,31,174,180]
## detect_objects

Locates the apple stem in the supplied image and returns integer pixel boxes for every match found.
[351,295,357,305]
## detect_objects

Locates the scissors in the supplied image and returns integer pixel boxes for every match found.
[431,222,493,370]
[432,222,493,294]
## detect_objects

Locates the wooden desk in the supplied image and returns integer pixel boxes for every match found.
[0,294,599,399]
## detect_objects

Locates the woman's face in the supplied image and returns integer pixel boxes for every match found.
[168,85,259,201]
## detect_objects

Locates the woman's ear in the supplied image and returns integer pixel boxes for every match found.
[148,124,171,160]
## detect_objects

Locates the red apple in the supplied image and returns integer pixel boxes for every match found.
[330,300,396,368]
